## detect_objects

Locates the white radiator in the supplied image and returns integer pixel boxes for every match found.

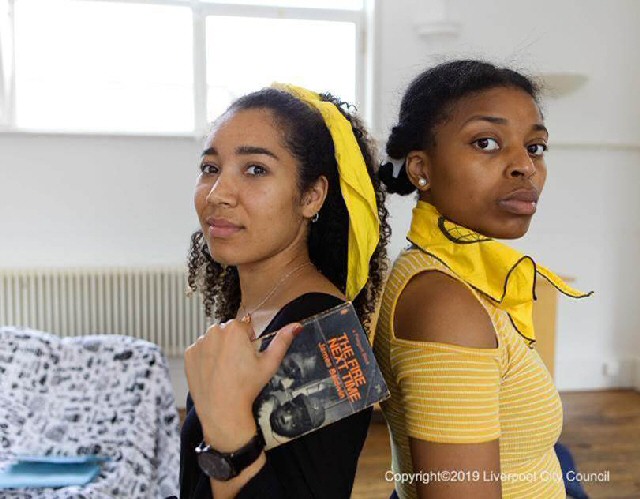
[0,268,208,356]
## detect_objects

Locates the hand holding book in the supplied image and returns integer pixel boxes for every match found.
[185,302,389,453]
[184,317,302,452]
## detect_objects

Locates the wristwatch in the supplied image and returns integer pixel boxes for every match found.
[195,430,266,481]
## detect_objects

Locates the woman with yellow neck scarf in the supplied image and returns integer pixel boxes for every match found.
[374,60,591,499]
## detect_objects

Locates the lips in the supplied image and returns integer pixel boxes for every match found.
[497,189,540,216]
[206,216,243,239]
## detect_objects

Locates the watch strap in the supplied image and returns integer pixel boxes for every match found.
[226,430,265,473]
[195,429,265,480]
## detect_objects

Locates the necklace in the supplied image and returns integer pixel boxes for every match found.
[239,261,313,320]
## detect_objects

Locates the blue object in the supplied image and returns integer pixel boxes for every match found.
[555,443,589,499]
[0,456,105,489]
[16,455,109,465]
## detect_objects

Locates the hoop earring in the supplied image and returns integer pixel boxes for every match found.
[311,212,320,223]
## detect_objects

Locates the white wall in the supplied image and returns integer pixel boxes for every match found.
[1,0,639,391]
[373,0,640,145]
[375,0,640,390]
[0,133,202,267]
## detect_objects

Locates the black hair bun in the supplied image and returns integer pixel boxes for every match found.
[378,159,416,195]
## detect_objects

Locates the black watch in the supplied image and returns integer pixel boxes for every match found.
[195,430,266,481]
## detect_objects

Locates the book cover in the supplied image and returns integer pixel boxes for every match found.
[253,302,389,450]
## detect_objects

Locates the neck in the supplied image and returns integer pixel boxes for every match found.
[419,191,434,204]
[236,245,312,314]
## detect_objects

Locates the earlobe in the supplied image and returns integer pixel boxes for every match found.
[406,151,431,190]
[301,175,329,219]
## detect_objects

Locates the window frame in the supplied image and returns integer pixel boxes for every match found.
[0,0,372,137]
[0,0,15,128]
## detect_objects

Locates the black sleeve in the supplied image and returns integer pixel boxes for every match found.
[180,293,372,499]
[238,408,372,499]
[236,293,372,499]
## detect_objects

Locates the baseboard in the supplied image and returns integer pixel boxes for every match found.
[555,357,635,391]
[634,356,640,392]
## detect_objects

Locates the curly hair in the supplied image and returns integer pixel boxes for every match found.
[379,60,541,195]
[187,88,390,330]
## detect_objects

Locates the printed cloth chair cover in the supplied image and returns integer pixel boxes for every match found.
[0,326,180,498]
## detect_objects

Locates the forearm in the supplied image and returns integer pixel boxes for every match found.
[201,409,268,498]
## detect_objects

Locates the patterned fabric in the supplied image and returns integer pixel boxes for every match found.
[0,327,180,498]
[373,250,565,499]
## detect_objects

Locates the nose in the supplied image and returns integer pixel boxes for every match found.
[505,147,536,179]
[205,172,237,207]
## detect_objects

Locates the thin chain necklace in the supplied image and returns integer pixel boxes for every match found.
[239,261,313,320]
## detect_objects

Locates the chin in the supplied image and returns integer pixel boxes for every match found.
[209,244,267,268]
[205,242,236,267]
[489,219,532,240]
[208,250,239,267]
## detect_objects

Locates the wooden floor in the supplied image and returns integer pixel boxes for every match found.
[352,390,640,499]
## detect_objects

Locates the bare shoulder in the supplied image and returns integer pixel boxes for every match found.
[394,270,496,349]
[307,271,346,301]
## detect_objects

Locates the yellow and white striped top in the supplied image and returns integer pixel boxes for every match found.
[373,249,564,499]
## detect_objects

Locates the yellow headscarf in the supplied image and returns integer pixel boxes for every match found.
[407,201,592,345]
[271,83,380,301]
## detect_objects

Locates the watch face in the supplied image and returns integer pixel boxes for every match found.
[198,452,235,480]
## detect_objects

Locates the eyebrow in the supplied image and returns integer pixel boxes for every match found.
[531,123,548,134]
[200,145,279,159]
[461,115,548,134]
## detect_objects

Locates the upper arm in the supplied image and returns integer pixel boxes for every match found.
[393,271,501,498]
[409,439,501,499]
[394,270,496,348]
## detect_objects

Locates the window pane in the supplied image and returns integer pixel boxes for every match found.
[201,0,363,10]
[14,0,194,133]
[0,0,11,124]
[206,16,356,122]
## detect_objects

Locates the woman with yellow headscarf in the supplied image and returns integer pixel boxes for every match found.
[180,85,390,498]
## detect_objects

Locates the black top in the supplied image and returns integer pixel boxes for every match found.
[179,293,373,499]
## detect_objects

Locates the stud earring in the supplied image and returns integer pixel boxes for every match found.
[418,177,428,187]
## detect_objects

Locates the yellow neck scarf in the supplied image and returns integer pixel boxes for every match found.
[407,201,592,345]
[271,83,380,301]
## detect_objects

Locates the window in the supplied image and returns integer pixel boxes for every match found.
[205,16,356,122]
[13,0,193,133]
[0,0,368,135]
[0,0,12,126]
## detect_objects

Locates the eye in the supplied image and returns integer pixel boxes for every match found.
[527,143,548,157]
[246,164,267,176]
[199,163,218,175]
[473,137,500,151]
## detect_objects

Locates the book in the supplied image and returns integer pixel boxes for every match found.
[253,302,389,450]
[0,455,108,489]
